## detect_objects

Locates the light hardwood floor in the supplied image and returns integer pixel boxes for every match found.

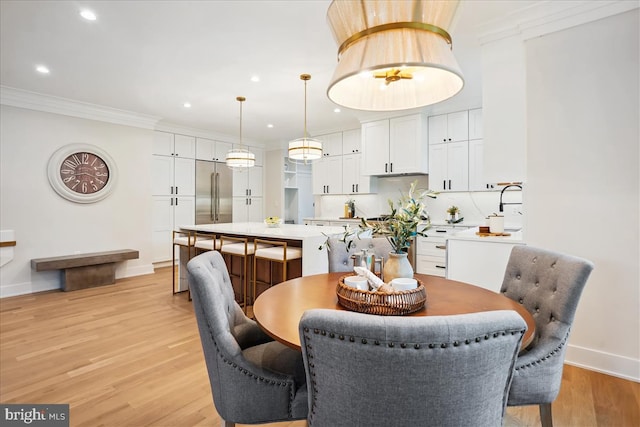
[1,267,638,427]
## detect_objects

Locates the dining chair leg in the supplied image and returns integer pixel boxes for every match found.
[223,420,235,427]
[540,403,553,427]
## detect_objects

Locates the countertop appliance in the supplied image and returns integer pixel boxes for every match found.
[196,160,232,224]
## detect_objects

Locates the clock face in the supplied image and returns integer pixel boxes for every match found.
[48,144,117,203]
[59,152,110,194]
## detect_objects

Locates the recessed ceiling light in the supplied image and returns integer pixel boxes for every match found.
[334,108,341,113]
[251,75,260,82]
[80,10,97,21]
[267,124,274,128]
[36,65,50,74]
[183,102,191,108]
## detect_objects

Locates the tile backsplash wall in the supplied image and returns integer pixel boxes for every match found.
[314,175,524,228]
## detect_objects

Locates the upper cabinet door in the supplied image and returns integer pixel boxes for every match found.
[317,132,343,157]
[153,131,174,156]
[342,128,361,154]
[196,138,215,161]
[389,114,428,175]
[214,141,232,162]
[428,111,469,144]
[447,111,469,143]
[428,114,448,145]
[173,134,196,158]
[361,120,389,175]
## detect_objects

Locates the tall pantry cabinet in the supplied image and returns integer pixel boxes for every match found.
[151,131,196,262]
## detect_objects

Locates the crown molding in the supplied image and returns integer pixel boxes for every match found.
[154,120,266,149]
[0,86,160,130]
[477,0,638,45]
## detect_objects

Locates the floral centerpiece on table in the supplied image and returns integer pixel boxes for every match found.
[321,181,438,254]
[361,181,438,254]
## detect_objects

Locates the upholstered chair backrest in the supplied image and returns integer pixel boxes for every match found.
[327,236,394,272]
[299,309,527,427]
[500,245,594,406]
[188,251,308,425]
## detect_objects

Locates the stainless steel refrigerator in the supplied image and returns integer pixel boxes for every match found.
[195,160,233,224]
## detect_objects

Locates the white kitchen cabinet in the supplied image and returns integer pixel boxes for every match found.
[232,196,263,222]
[428,111,469,145]
[415,225,470,277]
[447,238,525,292]
[151,155,195,196]
[342,153,377,194]
[342,128,361,154]
[232,166,263,221]
[151,131,196,262]
[468,139,496,191]
[233,166,263,198]
[361,119,389,175]
[361,114,428,176]
[196,138,232,162]
[151,195,195,262]
[312,156,343,195]
[153,132,196,158]
[428,141,469,192]
[250,147,264,167]
[316,132,342,157]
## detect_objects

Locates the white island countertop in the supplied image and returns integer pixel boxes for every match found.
[179,222,346,275]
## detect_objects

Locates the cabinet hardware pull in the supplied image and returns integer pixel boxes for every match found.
[390,163,393,172]
[436,230,447,233]
[171,186,174,194]
[385,163,388,173]
[356,184,359,192]
[436,265,446,269]
[175,197,178,206]
[176,186,179,194]
[448,180,451,190]
[436,245,446,250]
[170,198,173,206]
[352,184,354,192]
[443,180,446,190]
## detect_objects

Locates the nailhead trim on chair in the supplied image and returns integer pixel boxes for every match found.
[301,326,525,424]
[202,316,297,418]
[514,329,570,371]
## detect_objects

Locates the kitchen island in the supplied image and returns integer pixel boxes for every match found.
[176,222,346,292]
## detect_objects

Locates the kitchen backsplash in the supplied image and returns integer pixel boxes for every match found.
[314,175,524,228]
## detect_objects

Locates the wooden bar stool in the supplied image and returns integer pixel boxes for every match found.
[220,236,272,314]
[172,230,195,295]
[252,239,302,303]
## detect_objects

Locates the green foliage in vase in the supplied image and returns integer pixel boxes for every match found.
[320,181,438,254]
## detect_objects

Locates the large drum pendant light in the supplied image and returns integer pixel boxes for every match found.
[226,96,256,169]
[326,0,464,111]
[288,74,323,161]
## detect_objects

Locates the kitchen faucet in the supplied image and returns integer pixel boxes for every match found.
[499,184,523,212]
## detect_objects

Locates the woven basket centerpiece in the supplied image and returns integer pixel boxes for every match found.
[336,275,426,316]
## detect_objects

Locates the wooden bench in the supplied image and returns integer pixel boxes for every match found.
[31,249,139,291]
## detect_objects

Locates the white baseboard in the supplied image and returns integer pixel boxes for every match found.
[566,343,640,382]
[1,263,156,298]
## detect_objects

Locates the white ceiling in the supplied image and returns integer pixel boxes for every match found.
[0,0,538,148]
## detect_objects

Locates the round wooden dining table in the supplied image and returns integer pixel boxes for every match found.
[253,272,536,351]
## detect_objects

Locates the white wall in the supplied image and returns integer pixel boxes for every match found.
[0,105,155,297]
[524,10,639,380]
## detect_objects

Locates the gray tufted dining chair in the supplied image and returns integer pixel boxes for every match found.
[187,251,308,427]
[299,309,527,427]
[327,236,393,273]
[500,245,594,427]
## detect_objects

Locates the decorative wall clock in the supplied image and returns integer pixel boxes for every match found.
[47,143,118,203]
